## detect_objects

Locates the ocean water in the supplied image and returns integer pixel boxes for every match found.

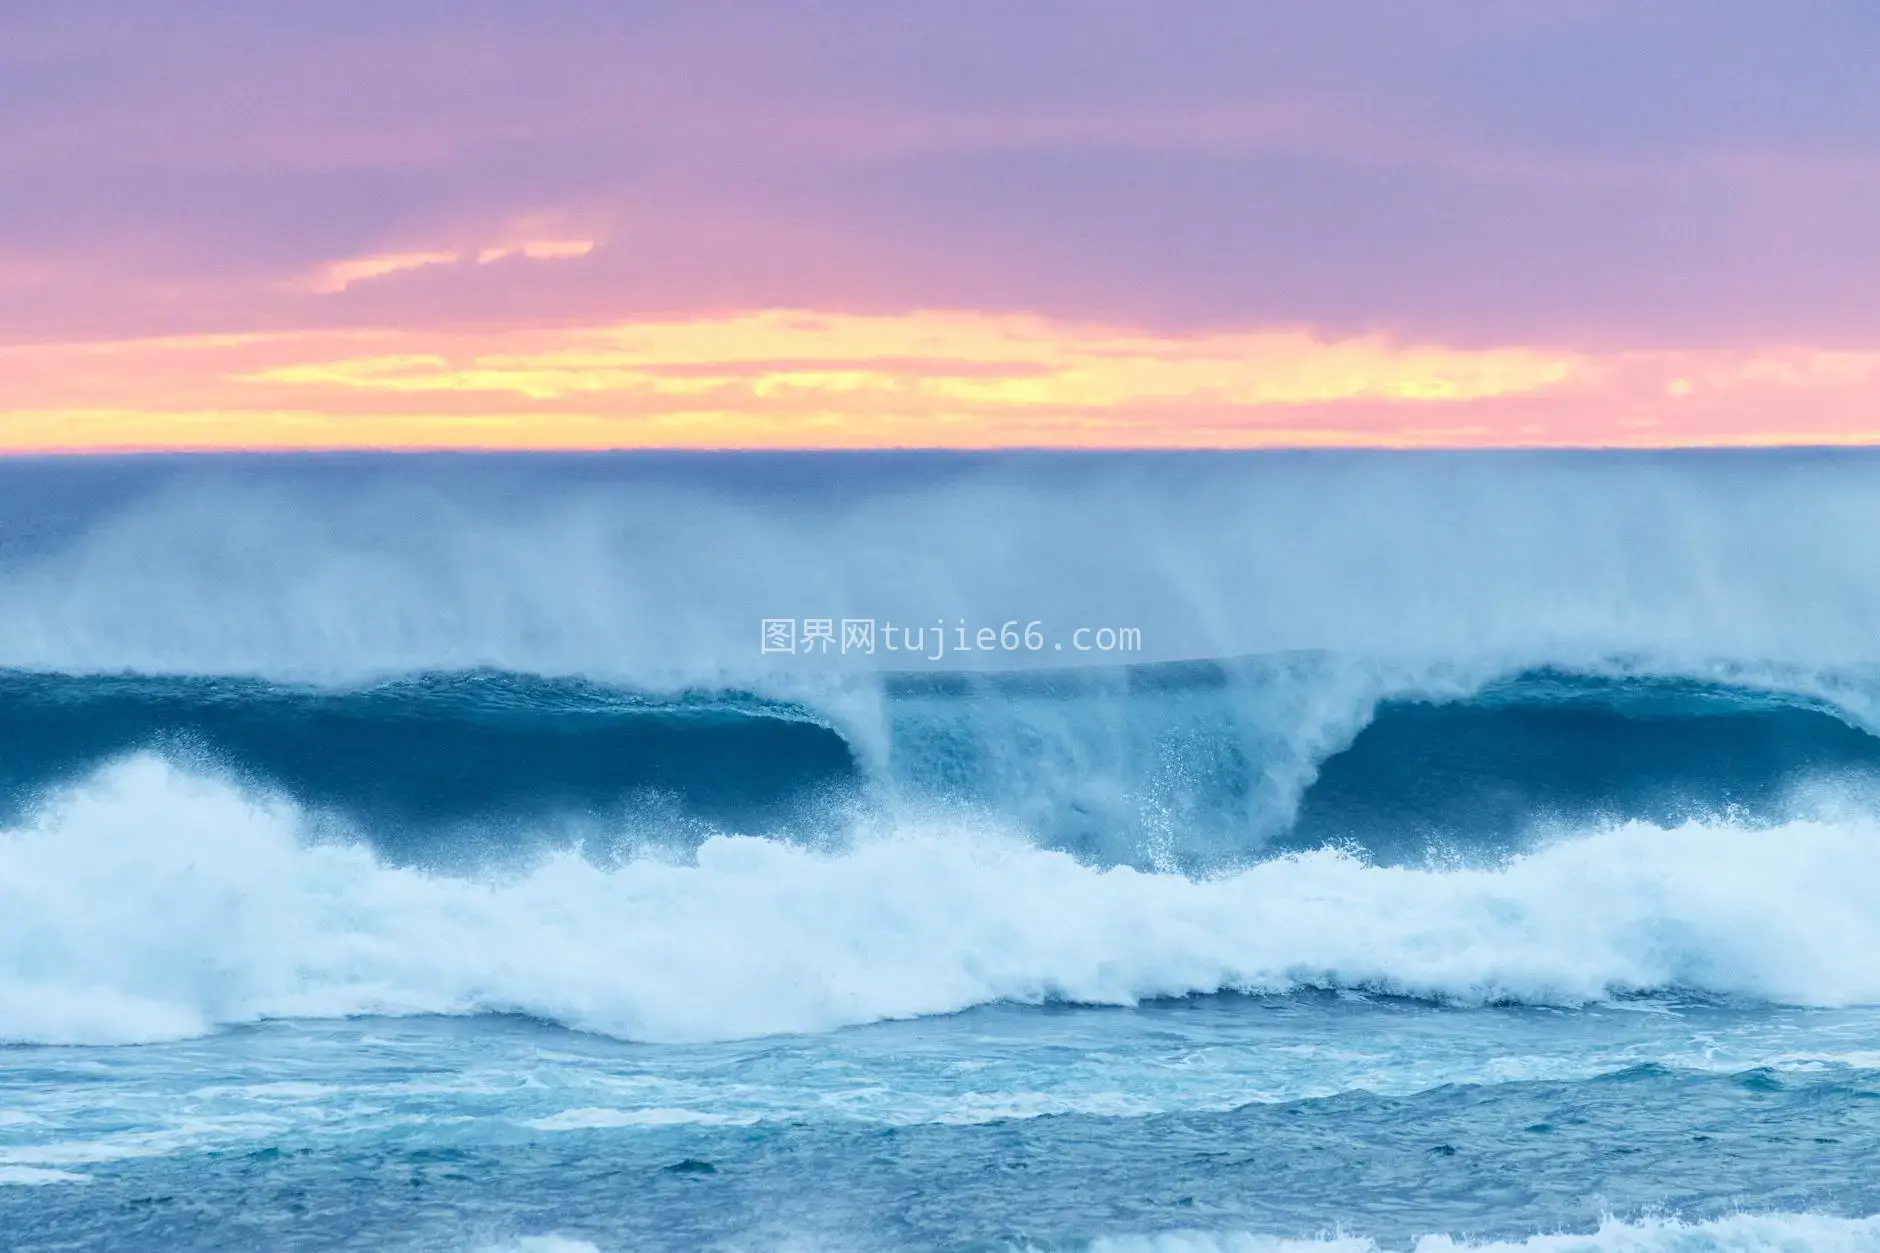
[3,450,1880,1251]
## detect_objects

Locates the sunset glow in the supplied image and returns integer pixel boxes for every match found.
[6,5,1879,451]
[7,312,1880,451]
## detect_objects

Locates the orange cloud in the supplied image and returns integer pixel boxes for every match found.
[292,251,462,294]
[292,238,596,294]
[4,310,1880,452]
[475,240,598,265]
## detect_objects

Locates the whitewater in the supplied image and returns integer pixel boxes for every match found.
[7,753,1880,1049]
[4,451,1880,1251]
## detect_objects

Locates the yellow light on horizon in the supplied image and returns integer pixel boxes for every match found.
[6,309,1880,452]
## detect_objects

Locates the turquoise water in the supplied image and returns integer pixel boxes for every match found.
[8,998,1880,1250]
[4,452,1880,1250]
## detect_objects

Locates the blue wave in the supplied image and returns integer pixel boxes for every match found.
[3,663,1876,868]
[0,670,857,864]
[1283,669,1880,861]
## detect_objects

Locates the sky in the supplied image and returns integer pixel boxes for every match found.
[4,1,1880,450]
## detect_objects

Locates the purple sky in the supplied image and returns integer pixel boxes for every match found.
[7,1,1879,346]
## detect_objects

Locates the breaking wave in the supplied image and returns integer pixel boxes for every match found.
[5,754,1880,1047]
[2,665,1879,870]
[6,454,1880,1048]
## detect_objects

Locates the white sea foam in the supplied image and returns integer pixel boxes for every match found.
[0,1165,90,1186]
[3,755,1880,1048]
[473,1238,603,1253]
[468,1214,1880,1253]
[1083,1213,1880,1251]
[524,1107,760,1131]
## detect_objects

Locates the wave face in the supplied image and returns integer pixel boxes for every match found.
[0,671,859,863]
[1,666,1877,869]
[1282,670,1880,860]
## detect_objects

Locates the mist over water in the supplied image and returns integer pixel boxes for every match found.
[6,450,1880,682]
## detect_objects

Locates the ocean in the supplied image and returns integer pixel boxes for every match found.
[2,450,1879,1251]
